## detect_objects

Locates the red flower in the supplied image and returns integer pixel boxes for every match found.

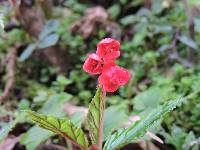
[83,38,131,92]
[83,53,102,75]
[96,38,120,60]
[98,63,131,92]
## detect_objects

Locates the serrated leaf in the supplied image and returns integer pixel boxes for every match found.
[25,110,89,149]
[86,88,104,145]
[20,93,72,150]
[103,98,184,150]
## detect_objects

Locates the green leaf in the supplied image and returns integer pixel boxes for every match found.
[133,87,174,112]
[103,98,184,150]
[189,0,200,7]
[104,106,128,140]
[17,99,30,109]
[183,132,199,150]
[20,127,54,150]
[108,4,121,19]
[19,44,37,61]
[178,36,197,50]
[38,33,59,49]
[152,0,164,14]
[120,15,138,26]
[40,92,72,116]
[70,112,86,128]
[0,13,5,34]
[132,24,147,47]
[161,125,186,150]
[39,20,60,40]
[56,75,72,86]
[194,18,200,33]
[25,110,89,149]
[20,92,72,150]
[0,113,24,142]
[86,88,104,145]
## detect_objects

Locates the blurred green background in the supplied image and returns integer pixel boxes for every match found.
[0,0,200,150]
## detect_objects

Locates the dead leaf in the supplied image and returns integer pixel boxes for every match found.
[0,135,21,150]
[70,6,120,39]
[146,131,164,144]
[63,102,88,117]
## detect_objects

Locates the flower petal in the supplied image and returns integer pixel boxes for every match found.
[88,53,101,61]
[83,54,102,75]
[98,74,119,92]
[99,64,131,92]
[96,38,120,60]
[114,66,131,86]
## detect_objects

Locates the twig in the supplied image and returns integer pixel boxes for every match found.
[0,48,17,104]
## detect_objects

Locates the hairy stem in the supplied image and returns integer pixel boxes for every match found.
[98,89,106,150]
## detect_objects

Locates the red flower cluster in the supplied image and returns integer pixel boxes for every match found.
[83,38,131,92]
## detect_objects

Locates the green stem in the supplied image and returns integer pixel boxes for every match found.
[98,89,106,150]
